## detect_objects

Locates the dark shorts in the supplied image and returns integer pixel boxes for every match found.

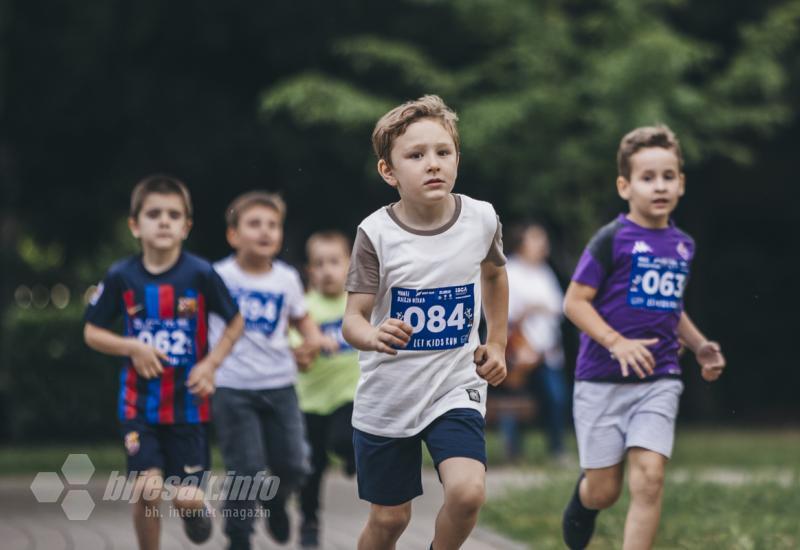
[353,408,486,506]
[120,418,210,483]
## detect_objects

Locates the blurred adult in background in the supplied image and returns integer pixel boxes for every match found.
[502,222,569,463]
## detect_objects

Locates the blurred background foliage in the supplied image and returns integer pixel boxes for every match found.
[1,0,798,441]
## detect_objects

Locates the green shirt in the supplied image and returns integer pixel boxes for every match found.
[295,291,360,415]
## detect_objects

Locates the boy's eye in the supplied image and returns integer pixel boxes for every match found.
[168,210,183,220]
[145,209,161,219]
[409,152,423,159]
[438,150,451,156]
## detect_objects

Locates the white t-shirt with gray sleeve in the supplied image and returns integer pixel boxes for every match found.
[346,194,506,437]
[209,256,307,390]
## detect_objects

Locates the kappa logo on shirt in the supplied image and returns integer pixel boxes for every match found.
[466,389,481,403]
[632,241,653,254]
[676,241,690,261]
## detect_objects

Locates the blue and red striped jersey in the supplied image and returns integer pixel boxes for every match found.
[85,252,239,424]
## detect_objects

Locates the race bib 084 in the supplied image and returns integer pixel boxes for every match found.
[132,317,196,367]
[390,284,475,351]
[628,255,689,311]
[234,290,285,335]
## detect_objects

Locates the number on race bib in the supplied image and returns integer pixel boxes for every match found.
[391,285,475,350]
[628,255,690,311]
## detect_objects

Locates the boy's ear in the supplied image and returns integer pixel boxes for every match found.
[377,159,398,188]
[616,176,631,200]
[678,173,686,197]
[128,216,140,239]
[226,226,239,249]
[182,218,193,240]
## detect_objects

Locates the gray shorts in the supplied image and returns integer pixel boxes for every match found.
[573,378,683,469]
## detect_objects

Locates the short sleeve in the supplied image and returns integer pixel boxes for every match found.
[346,228,380,294]
[204,268,239,323]
[84,270,122,328]
[483,215,507,266]
[288,269,308,320]
[571,220,621,289]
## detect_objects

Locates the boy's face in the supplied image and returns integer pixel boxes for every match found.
[227,204,283,260]
[308,239,349,297]
[617,147,685,225]
[378,118,458,204]
[129,193,191,252]
[519,226,550,265]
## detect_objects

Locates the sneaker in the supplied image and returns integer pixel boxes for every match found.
[562,475,598,550]
[226,537,251,550]
[300,519,320,548]
[266,501,290,544]
[181,504,213,544]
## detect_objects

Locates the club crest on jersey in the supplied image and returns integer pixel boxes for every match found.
[466,389,481,403]
[632,241,653,254]
[178,297,198,318]
[677,241,690,261]
[124,431,140,455]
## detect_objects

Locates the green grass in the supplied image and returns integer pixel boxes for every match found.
[480,428,800,549]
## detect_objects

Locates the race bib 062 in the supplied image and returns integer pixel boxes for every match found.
[628,255,689,311]
[390,284,475,351]
[132,317,196,367]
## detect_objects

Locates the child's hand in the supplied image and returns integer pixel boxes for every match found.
[187,358,216,397]
[129,339,167,379]
[319,335,340,355]
[607,335,658,379]
[696,341,725,382]
[293,344,318,372]
[370,319,413,355]
[475,343,507,386]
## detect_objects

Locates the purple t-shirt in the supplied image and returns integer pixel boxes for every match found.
[571,214,695,381]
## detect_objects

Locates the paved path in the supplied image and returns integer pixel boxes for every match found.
[0,469,528,550]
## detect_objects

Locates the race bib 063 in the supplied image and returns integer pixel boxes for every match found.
[390,284,475,351]
[132,317,196,367]
[234,290,285,335]
[628,255,689,311]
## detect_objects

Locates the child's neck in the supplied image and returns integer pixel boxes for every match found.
[394,194,455,231]
[627,210,670,229]
[141,245,181,275]
[319,289,346,300]
[236,251,274,274]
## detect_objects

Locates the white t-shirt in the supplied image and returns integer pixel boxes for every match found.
[209,256,307,390]
[346,194,506,437]
[506,256,565,368]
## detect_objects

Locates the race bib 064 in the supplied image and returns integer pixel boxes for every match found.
[132,317,196,367]
[390,284,475,351]
[628,255,689,311]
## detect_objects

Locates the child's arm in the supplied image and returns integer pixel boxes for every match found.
[563,281,658,379]
[83,322,167,379]
[677,311,726,382]
[290,314,324,371]
[342,293,412,355]
[476,261,508,386]
[186,314,244,397]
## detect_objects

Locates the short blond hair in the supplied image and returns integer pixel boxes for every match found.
[225,191,286,228]
[371,95,460,165]
[130,174,192,219]
[617,125,683,180]
[305,230,351,261]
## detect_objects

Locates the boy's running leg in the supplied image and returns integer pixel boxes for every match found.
[132,468,164,550]
[299,411,328,547]
[623,448,667,550]
[563,464,623,549]
[431,457,486,550]
[358,502,412,550]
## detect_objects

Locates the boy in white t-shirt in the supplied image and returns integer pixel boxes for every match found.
[209,192,322,550]
[343,95,509,550]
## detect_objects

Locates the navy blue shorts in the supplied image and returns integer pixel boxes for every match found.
[353,408,486,506]
[120,418,210,482]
